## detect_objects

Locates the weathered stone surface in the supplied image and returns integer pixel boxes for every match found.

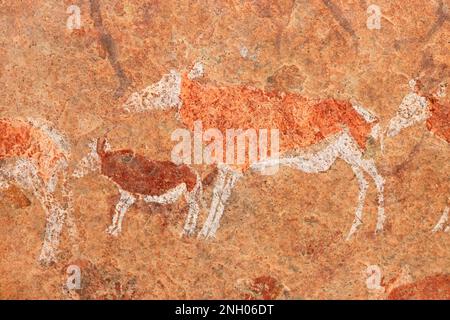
[0,0,448,299]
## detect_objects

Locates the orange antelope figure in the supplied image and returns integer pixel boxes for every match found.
[387,79,449,232]
[0,118,72,264]
[122,63,385,240]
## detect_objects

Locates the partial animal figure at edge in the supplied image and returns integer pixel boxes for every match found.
[0,117,76,265]
[386,78,449,233]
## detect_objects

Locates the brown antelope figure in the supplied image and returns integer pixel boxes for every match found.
[121,63,386,240]
[387,79,449,232]
[0,117,72,264]
[73,137,202,236]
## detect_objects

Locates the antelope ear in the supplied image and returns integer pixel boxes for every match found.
[408,79,417,91]
[188,61,204,79]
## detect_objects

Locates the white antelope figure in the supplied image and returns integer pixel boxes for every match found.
[121,63,386,240]
[73,137,203,236]
[387,79,449,233]
[0,117,72,264]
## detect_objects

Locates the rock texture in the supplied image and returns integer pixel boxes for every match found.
[0,0,449,299]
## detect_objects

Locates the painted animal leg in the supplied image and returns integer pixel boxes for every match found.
[183,191,200,236]
[206,171,241,238]
[346,166,369,240]
[360,159,385,233]
[39,197,67,264]
[107,189,136,236]
[432,206,449,233]
[200,167,241,239]
[8,159,65,264]
[32,181,67,265]
[26,179,66,265]
[183,174,203,236]
[337,132,385,235]
[198,166,227,238]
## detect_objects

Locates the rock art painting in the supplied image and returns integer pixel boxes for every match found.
[387,79,449,232]
[73,137,203,236]
[0,0,448,300]
[0,118,74,265]
[124,63,385,240]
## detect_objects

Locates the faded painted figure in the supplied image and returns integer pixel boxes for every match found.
[73,137,203,236]
[387,79,449,233]
[122,63,386,240]
[0,118,72,264]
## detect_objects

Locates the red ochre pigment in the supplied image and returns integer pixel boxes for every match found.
[388,274,450,300]
[426,96,450,143]
[179,74,376,159]
[96,137,197,196]
[0,119,67,183]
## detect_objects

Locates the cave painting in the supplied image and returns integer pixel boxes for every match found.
[387,79,449,232]
[122,63,385,240]
[73,137,203,236]
[0,118,73,264]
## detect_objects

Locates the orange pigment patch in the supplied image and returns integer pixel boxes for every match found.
[179,74,375,169]
[0,119,33,157]
[0,119,67,182]
[388,274,450,300]
[426,97,450,143]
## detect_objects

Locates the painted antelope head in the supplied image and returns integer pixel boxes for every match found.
[122,62,204,114]
[386,79,448,139]
[385,78,449,233]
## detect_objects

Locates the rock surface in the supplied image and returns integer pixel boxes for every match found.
[0,0,448,299]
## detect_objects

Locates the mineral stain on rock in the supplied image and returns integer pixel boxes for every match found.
[89,0,131,98]
[238,276,287,300]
